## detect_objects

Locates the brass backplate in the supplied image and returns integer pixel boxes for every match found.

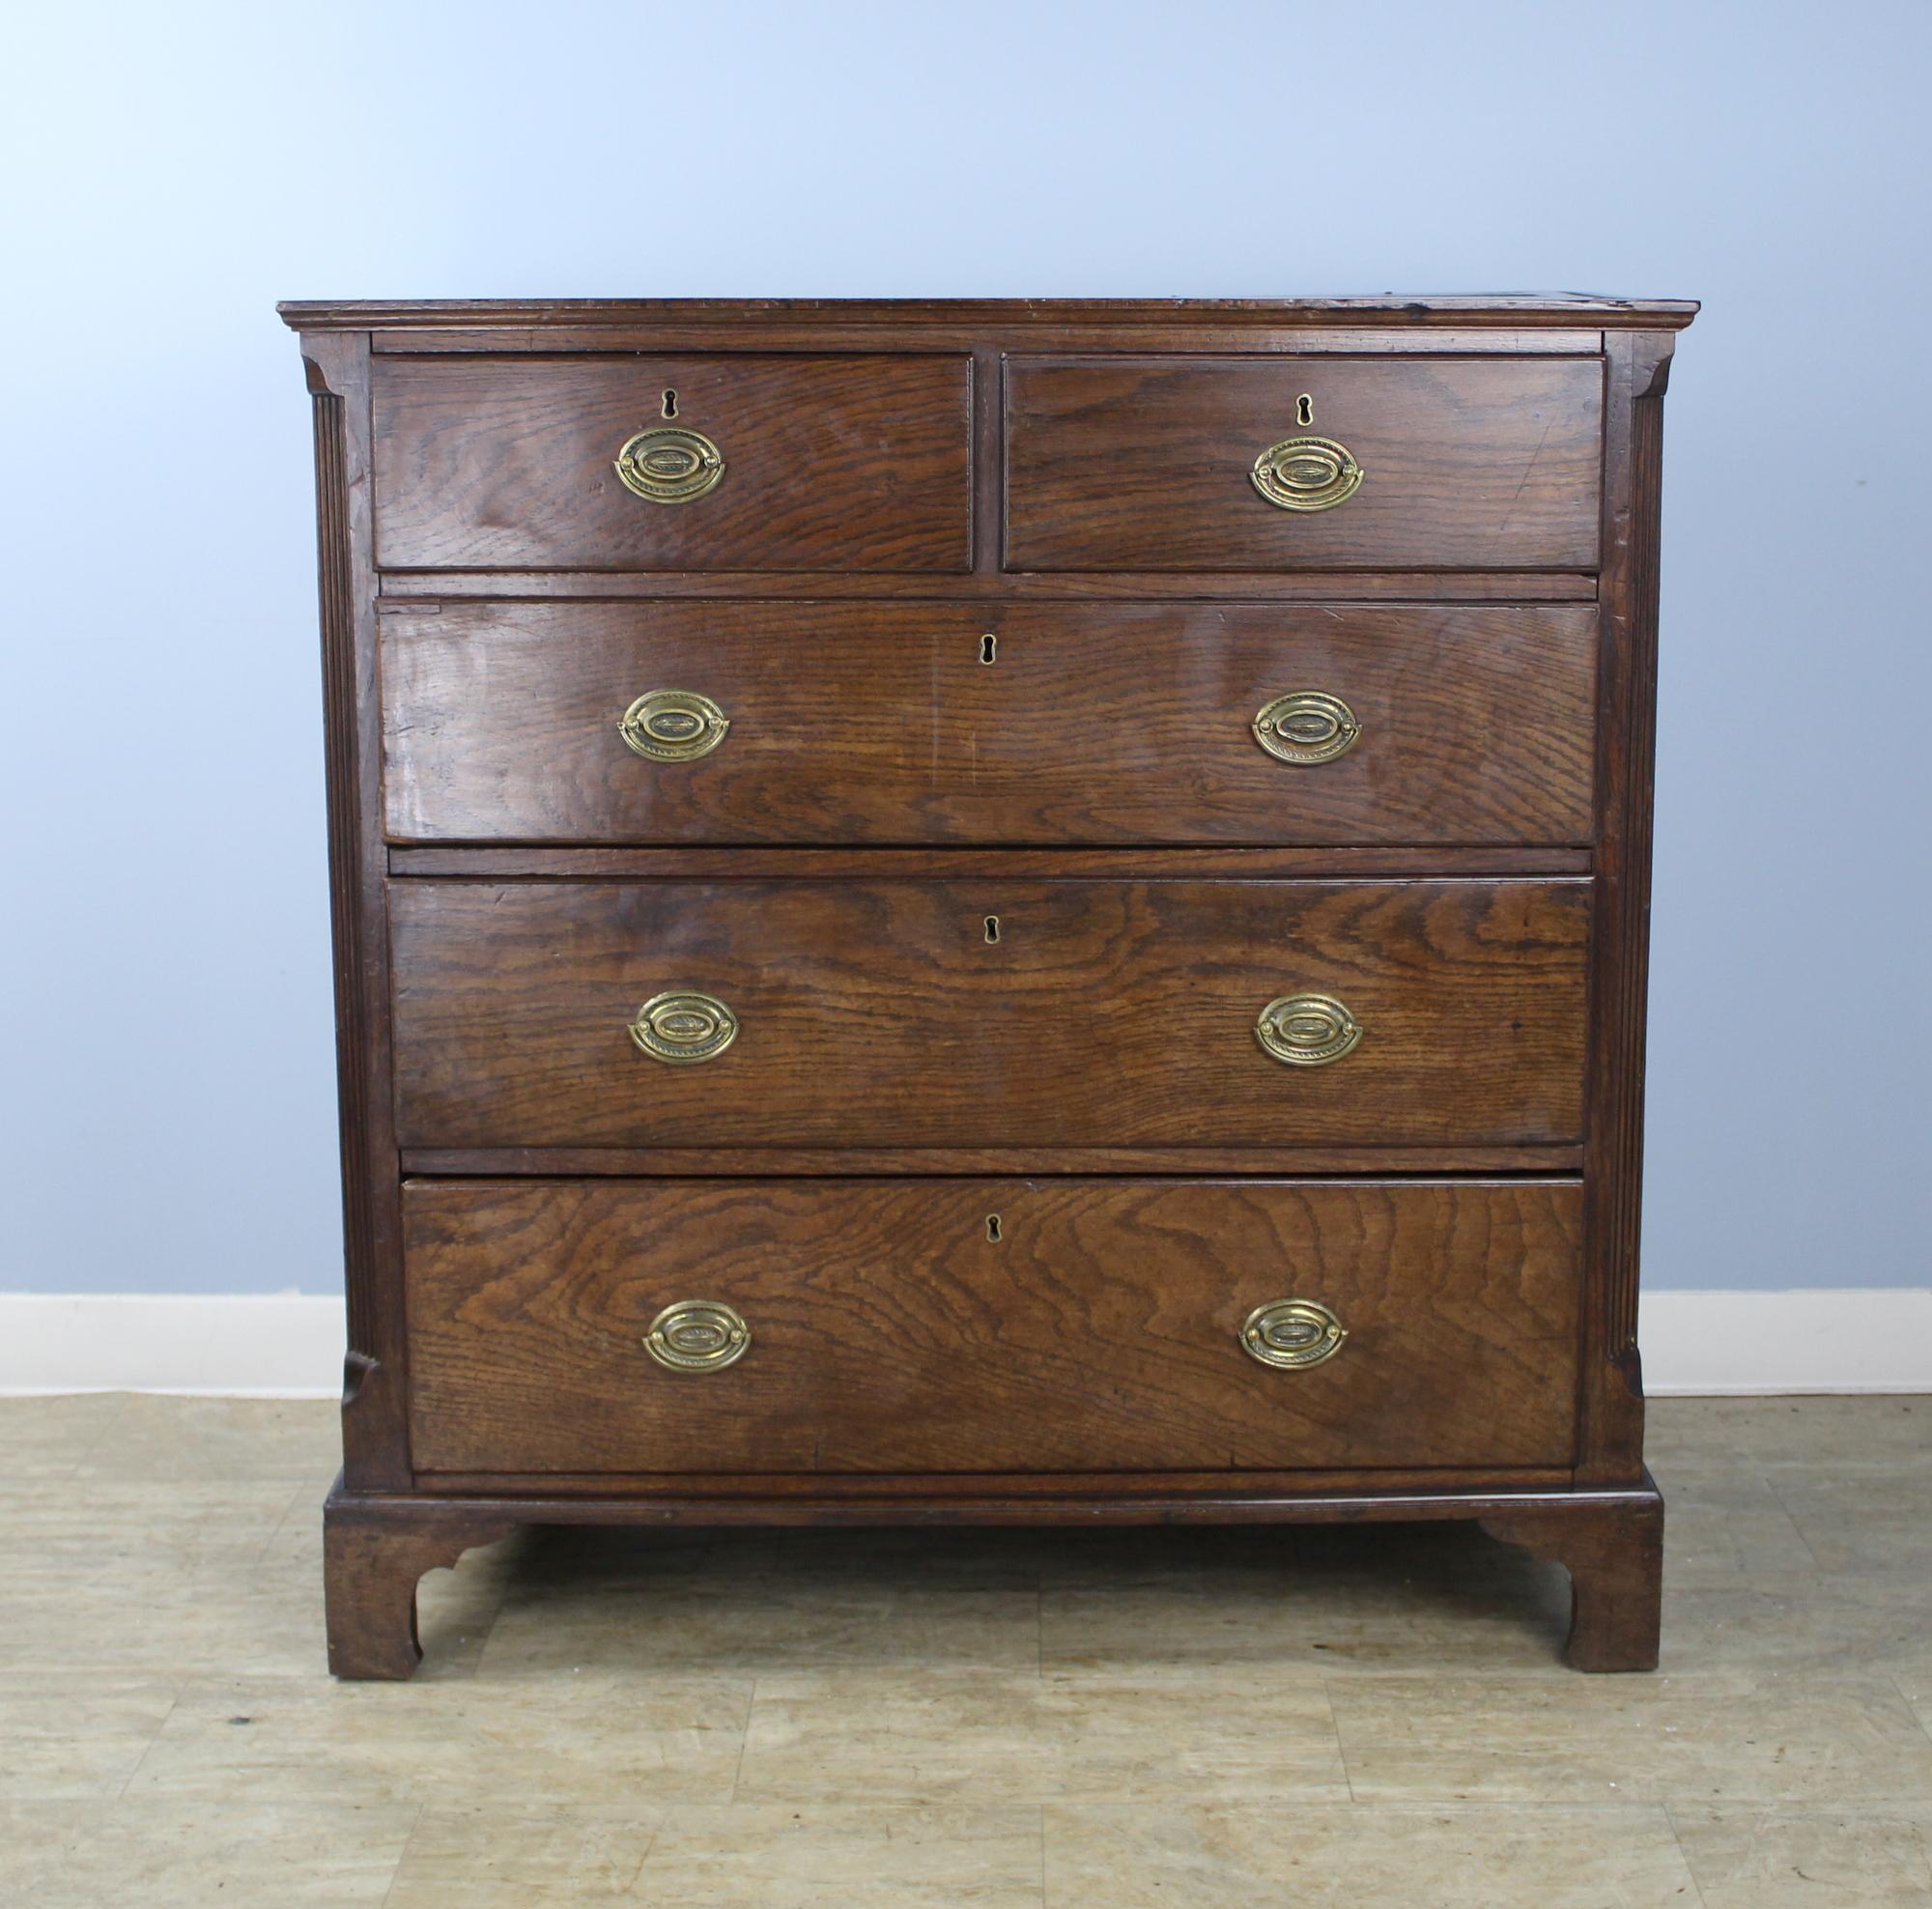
[619,688,731,763]
[645,1299,751,1373]
[1255,992,1363,1067]
[1240,1298,1348,1370]
[1252,691,1361,765]
[628,990,739,1065]
[1250,435,1364,512]
[614,425,725,503]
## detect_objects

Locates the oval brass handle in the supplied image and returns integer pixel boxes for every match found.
[1251,435,1364,512]
[645,1299,751,1373]
[614,425,725,504]
[1241,1298,1348,1370]
[628,990,739,1065]
[1252,692,1361,765]
[619,689,730,763]
[1256,992,1362,1067]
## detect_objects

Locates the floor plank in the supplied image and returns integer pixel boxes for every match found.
[0,1392,1928,1901]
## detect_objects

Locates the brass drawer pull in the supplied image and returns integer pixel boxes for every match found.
[1252,691,1361,764]
[614,425,725,504]
[619,689,730,762]
[628,990,739,1065]
[1240,1298,1347,1369]
[1251,435,1364,512]
[1256,992,1362,1067]
[646,1299,751,1372]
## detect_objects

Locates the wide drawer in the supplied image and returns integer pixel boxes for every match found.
[1005,356,1603,572]
[390,878,1588,1148]
[403,1176,1582,1475]
[372,355,973,571]
[381,601,1597,846]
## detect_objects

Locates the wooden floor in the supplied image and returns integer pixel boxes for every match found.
[1,1396,1928,1905]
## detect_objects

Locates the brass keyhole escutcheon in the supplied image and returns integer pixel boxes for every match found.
[1252,691,1361,765]
[628,990,739,1065]
[614,424,725,503]
[983,915,1001,944]
[980,633,998,665]
[619,688,730,763]
[1240,1298,1347,1370]
[645,1299,751,1373]
[1255,992,1363,1067]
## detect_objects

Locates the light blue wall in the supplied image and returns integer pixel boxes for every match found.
[2,1,1926,1294]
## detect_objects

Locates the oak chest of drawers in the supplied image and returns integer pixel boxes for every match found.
[283,295,1694,1677]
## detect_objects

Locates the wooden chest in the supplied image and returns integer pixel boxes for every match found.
[284,295,1694,1676]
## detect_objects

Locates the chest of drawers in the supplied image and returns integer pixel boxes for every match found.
[284,295,1694,1678]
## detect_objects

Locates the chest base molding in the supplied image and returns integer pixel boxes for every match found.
[324,1471,1663,1679]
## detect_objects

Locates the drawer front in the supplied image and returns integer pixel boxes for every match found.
[403,1177,1583,1475]
[1005,356,1602,572]
[372,356,973,571]
[390,878,1588,1148]
[381,601,1597,846]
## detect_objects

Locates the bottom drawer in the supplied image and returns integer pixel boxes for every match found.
[403,1178,1581,1477]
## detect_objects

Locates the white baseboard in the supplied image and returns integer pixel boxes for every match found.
[1639,1288,1932,1395]
[0,1295,346,1398]
[0,1289,1925,1399]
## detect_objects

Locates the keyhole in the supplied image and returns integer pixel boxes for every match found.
[1296,393,1314,427]
[661,388,678,418]
[983,915,1001,944]
[986,1214,1002,1242]
[980,633,997,666]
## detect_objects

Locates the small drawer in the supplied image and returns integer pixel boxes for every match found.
[402,1176,1583,1476]
[380,600,1597,846]
[1004,356,1603,572]
[372,355,973,572]
[389,877,1589,1150]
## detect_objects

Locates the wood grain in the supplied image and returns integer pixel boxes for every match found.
[401,1177,1584,1475]
[385,846,1595,880]
[285,297,1692,1678]
[1005,356,1603,572]
[372,355,972,572]
[388,877,1590,1149]
[1577,330,1678,1485]
[300,333,411,1492]
[280,294,1700,330]
[379,600,1598,847]
[397,1145,1587,1177]
[378,569,1597,602]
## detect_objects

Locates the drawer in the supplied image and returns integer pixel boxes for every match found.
[372,355,973,571]
[381,600,1597,846]
[390,878,1588,1149]
[402,1176,1583,1475]
[1005,356,1602,572]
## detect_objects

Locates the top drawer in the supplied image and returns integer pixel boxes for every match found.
[372,356,974,572]
[1004,356,1603,573]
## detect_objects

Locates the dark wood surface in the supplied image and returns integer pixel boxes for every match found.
[291,297,1690,1677]
[398,1145,1587,1177]
[1577,329,1679,1484]
[380,600,1597,846]
[1481,1490,1664,1671]
[1005,356,1603,572]
[402,1177,1583,1476]
[324,1467,1666,1674]
[387,845,1595,880]
[389,878,1590,1149]
[372,355,973,572]
[282,294,1700,330]
[379,569,1598,602]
